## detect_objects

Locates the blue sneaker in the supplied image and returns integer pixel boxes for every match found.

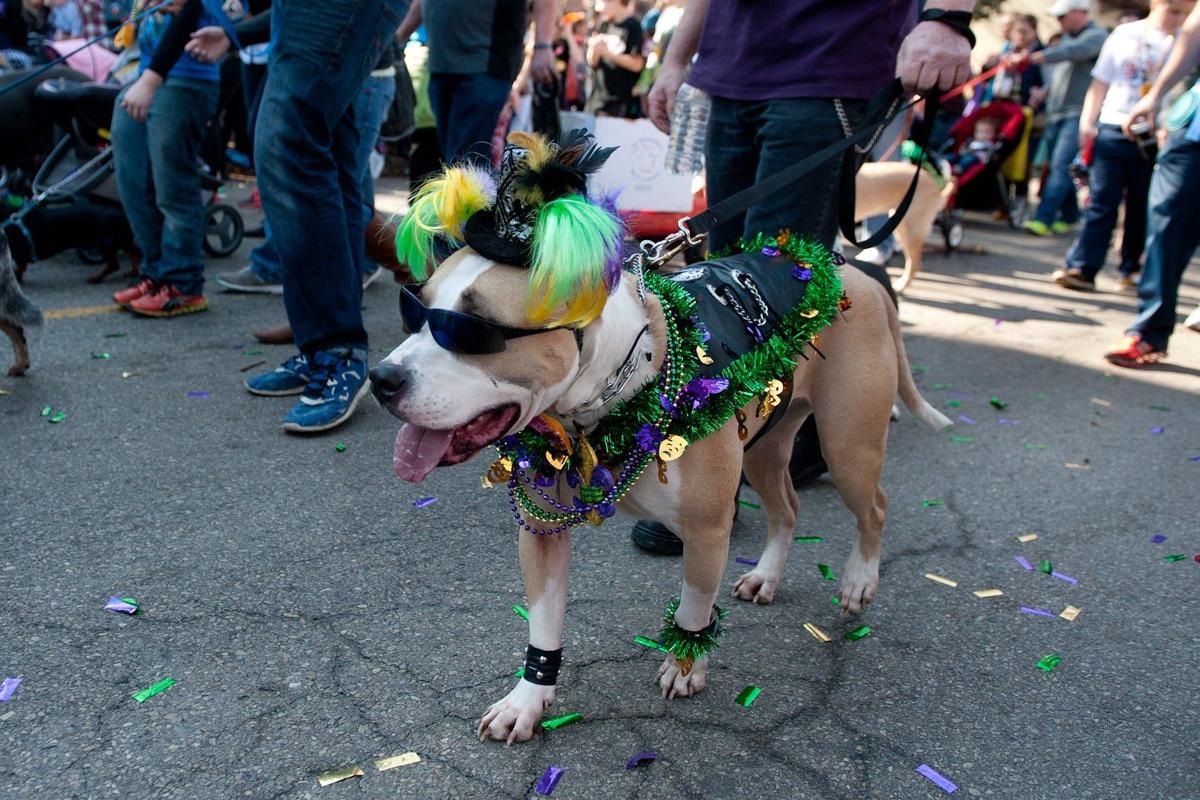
[245,353,310,396]
[282,349,370,434]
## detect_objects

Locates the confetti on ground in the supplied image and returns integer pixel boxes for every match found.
[1024,442,1047,449]
[989,396,1008,410]
[830,596,841,606]
[316,765,364,787]
[736,499,760,509]
[916,763,958,794]
[844,625,872,641]
[121,371,141,379]
[973,589,1003,598]
[1020,607,1056,618]
[91,352,111,359]
[186,391,210,398]
[512,605,529,621]
[131,676,175,703]
[925,573,958,587]
[1017,533,1039,543]
[946,399,961,408]
[514,667,524,678]
[1038,560,1053,574]
[817,564,837,581]
[950,435,974,444]
[735,557,758,566]
[1164,554,1188,563]
[535,766,564,795]
[1014,555,1033,571]
[735,686,761,707]
[958,415,977,425]
[0,677,21,702]
[1060,606,1081,622]
[373,752,420,771]
[40,406,51,417]
[803,622,831,642]
[239,360,267,373]
[932,383,952,389]
[998,418,1020,425]
[541,712,581,731]
[634,636,670,653]
[334,443,346,452]
[1036,653,1062,672]
[0,390,8,396]
[626,752,657,769]
[103,332,126,338]
[1089,398,1111,407]
[1191,455,1200,462]
[1051,571,1078,585]
[104,596,138,614]
[1064,462,1090,470]
[1151,535,1167,543]
[48,412,66,423]
[794,535,824,543]
[412,497,437,508]
[1149,404,1170,411]
[1151,426,1165,434]
[922,499,943,508]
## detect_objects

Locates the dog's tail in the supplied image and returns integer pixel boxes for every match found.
[0,242,43,329]
[886,300,951,432]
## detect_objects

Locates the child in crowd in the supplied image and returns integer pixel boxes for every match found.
[585,0,644,117]
[947,117,1000,174]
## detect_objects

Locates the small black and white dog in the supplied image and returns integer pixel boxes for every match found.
[0,227,43,376]
[3,201,139,284]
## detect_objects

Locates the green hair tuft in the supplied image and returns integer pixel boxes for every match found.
[527,194,620,326]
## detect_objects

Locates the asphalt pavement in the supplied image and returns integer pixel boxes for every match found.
[2,183,1198,800]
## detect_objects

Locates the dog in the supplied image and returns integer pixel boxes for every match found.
[855,161,953,293]
[0,227,44,376]
[370,248,951,744]
[3,201,139,284]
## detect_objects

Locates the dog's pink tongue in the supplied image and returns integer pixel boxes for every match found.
[392,423,455,483]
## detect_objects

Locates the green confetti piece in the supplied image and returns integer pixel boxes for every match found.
[243,350,263,356]
[634,635,670,653]
[1030,392,1048,400]
[132,676,175,702]
[921,499,943,508]
[735,686,761,707]
[1038,560,1053,574]
[946,399,961,408]
[910,364,928,372]
[514,667,524,678]
[1149,405,1171,411]
[334,443,347,452]
[990,397,1008,410]
[1164,554,1188,563]
[831,596,841,606]
[40,405,51,417]
[49,412,67,424]
[844,625,872,641]
[91,352,111,359]
[541,712,581,731]
[817,564,837,581]
[512,605,529,621]
[794,535,824,543]
[1036,654,1061,672]
[932,383,952,389]
[1024,442,1047,450]
[736,499,760,509]
[951,435,974,444]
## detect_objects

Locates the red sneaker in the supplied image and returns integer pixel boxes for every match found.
[128,284,208,317]
[1103,334,1166,369]
[112,278,156,308]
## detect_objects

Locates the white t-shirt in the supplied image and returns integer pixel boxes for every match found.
[1092,19,1174,127]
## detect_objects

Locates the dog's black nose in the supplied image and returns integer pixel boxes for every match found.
[369,363,408,403]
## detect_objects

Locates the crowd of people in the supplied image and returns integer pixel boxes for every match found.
[1,0,1198,444]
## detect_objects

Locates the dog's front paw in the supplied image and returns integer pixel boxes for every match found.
[656,654,708,699]
[731,569,779,604]
[477,679,555,745]
[838,548,879,613]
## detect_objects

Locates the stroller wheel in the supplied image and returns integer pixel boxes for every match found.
[203,202,244,258]
[77,247,106,265]
[943,214,965,251]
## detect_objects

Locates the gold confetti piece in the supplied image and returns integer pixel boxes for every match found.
[316,765,364,787]
[973,589,1004,598]
[1089,398,1112,407]
[1064,463,1090,470]
[373,752,421,771]
[1059,605,1081,622]
[1017,533,1039,543]
[0,389,9,396]
[121,371,142,379]
[924,573,958,587]
[803,623,831,643]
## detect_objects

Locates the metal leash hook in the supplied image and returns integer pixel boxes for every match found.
[639,217,705,269]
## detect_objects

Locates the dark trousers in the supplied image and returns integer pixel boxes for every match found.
[1128,129,1200,349]
[1066,125,1152,278]
[254,0,407,355]
[428,72,511,167]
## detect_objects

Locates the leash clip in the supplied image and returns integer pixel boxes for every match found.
[639,218,705,269]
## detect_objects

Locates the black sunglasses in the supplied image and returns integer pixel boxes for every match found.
[400,284,560,355]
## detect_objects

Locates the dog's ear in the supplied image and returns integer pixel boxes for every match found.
[395,166,495,278]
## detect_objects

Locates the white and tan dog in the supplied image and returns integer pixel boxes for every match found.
[855,162,954,293]
[370,247,950,744]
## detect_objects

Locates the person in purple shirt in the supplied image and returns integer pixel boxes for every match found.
[630,0,975,554]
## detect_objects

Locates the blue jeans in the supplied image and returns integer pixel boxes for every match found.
[1034,116,1080,227]
[112,78,219,295]
[254,0,407,355]
[1065,126,1152,279]
[1127,129,1200,349]
[428,72,510,166]
[705,96,863,252]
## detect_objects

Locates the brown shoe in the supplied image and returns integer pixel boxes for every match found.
[253,323,293,345]
[1051,268,1095,291]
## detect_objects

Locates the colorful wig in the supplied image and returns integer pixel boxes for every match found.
[395,165,495,279]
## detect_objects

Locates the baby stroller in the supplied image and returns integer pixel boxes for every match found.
[933,99,1029,250]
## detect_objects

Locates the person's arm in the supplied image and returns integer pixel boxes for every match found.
[528,0,555,84]
[233,11,270,46]
[895,0,975,93]
[1125,2,1200,136]
[645,0,709,134]
[120,0,205,123]
[395,0,421,44]
[1078,78,1107,147]
[1032,25,1105,65]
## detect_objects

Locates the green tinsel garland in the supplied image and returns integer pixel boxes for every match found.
[658,597,728,663]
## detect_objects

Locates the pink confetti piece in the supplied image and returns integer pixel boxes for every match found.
[916,763,957,793]
[412,497,438,508]
[735,557,758,566]
[625,752,657,769]
[186,391,210,398]
[1151,535,1167,543]
[1020,606,1056,617]
[535,766,563,795]
[958,415,977,425]
[1014,555,1033,571]
[1051,571,1077,585]
[0,677,20,702]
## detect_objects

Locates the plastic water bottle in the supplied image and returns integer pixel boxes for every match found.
[666,83,710,176]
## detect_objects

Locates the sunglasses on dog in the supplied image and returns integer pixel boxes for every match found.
[400,284,560,354]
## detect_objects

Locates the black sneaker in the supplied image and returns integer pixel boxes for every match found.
[788,416,828,487]
[630,520,684,555]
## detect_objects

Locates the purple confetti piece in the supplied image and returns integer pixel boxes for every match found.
[916,764,957,794]
[186,391,211,398]
[1151,535,1167,544]
[1020,606,1057,617]
[947,390,971,400]
[1051,571,1078,585]
[535,765,563,796]
[761,246,780,257]
[993,319,1002,327]
[958,415,977,425]
[0,676,21,702]
[625,751,657,769]
[735,557,759,566]
[792,265,813,281]
[997,418,1020,425]
[1151,427,1164,434]
[412,497,437,508]
[1014,555,1033,571]
[1190,455,1200,462]
[104,597,137,614]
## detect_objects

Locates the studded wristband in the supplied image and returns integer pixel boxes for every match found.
[522,644,563,686]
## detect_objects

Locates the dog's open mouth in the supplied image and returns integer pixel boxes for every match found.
[392,403,521,483]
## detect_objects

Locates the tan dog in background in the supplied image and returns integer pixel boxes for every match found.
[855,162,953,293]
